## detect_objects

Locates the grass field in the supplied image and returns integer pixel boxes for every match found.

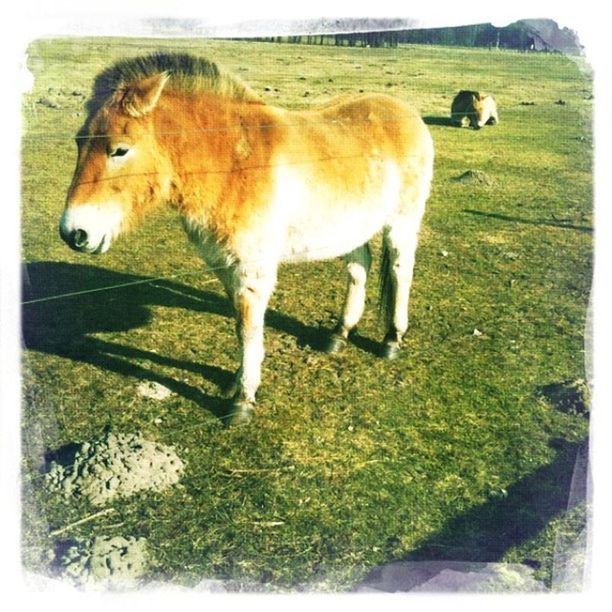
[21,38,593,590]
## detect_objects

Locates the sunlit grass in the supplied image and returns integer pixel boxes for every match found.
[22,37,592,590]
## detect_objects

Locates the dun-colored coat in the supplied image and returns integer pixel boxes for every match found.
[60,53,434,424]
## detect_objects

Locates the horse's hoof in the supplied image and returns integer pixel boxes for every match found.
[381,342,401,360]
[224,400,255,427]
[325,333,347,354]
[222,382,238,399]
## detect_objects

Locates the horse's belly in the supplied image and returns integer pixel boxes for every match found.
[274,162,401,263]
[281,213,380,263]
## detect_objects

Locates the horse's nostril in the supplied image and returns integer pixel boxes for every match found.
[72,229,88,248]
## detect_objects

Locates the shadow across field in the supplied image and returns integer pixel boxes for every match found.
[357,437,589,591]
[404,438,587,562]
[464,208,593,233]
[22,261,336,421]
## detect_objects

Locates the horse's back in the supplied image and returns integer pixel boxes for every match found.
[314,93,434,215]
[309,93,431,159]
[278,93,432,184]
[263,94,433,263]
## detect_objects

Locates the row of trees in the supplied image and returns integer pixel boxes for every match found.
[250,32,402,48]
[246,21,580,53]
[402,23,543,50]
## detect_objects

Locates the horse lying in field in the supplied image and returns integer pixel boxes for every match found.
[451,90,499,129]
[59,53,434,425]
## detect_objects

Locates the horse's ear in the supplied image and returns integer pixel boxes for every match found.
[114,72,170,117]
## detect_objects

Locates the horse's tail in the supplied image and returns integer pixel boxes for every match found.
[378,238,395,327]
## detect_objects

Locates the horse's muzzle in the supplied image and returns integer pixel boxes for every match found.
[59,224,87,251]
[59,224,104,253]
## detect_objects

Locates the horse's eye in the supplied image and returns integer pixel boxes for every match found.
[110,146,129,158]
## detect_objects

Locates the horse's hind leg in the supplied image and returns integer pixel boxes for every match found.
[380,216,421,359]
[326,243,372,353]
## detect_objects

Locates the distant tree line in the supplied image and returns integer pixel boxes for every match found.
[243,21,580,53]
[246,31,402,48]
[401,22,546,50]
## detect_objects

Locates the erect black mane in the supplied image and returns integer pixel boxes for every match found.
[86,52,262,115]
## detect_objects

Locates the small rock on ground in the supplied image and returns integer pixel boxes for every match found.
[138,381,173,400]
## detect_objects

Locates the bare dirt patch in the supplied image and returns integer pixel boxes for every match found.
[539,379,590,417]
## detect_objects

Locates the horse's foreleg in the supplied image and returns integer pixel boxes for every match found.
[226,265,277,425]
[326,243,372,353]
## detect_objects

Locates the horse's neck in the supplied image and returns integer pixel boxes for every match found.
[158,95,280,242]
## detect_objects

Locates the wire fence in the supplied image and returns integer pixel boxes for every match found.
[20,114,594,145]
[19,50,593,306]
[21,237,592,307]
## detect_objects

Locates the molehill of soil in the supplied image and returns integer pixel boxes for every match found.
[45,430,185,506]
[452,169,494,185]
[58,536,148,588]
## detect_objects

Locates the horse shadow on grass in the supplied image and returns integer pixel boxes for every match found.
[22,261,336,423]
[422,116,455,127]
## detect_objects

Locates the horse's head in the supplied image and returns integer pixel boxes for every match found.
[467,93,497,130]
[60,72,174,254]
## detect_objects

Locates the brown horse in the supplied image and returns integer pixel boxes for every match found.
[59,53,434,425]
[450,90,499,129]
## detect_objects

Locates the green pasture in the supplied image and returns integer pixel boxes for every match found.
[21,38,592,590]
